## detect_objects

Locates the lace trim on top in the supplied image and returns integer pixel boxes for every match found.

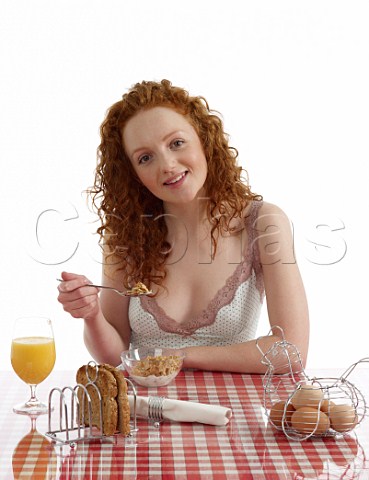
[140,200,264,336]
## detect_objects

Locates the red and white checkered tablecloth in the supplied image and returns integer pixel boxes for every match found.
[1,369,368,479]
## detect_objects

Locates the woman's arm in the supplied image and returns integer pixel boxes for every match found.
[183,202,309,373]
[57,268,131,366]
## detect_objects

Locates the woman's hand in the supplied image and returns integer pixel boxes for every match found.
[57,271,101,322]
[57,270,129,365]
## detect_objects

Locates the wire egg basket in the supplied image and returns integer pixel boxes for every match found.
[256,326,368,441]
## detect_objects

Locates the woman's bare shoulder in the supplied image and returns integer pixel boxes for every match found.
[258,200,287,215]
[254,201,295,265]
[254,201,290,229]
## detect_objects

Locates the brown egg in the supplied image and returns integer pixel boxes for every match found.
[291,406,330,436]
[269,400,295,428]
[290,384,324,410]
[320,399,335,414]
[329,404,358,433]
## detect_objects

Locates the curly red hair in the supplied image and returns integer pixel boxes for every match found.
[88,79,262,288]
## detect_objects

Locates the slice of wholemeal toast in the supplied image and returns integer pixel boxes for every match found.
[102,364,131,435]
[76,364,118,436]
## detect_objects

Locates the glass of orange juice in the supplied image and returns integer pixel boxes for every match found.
[11,316,56,415]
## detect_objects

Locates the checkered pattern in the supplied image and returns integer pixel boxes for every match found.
[1,369,368,479]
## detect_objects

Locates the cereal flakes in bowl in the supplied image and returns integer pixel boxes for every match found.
[120,348,185,387]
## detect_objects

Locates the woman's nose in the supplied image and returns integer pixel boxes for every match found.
[159,151,176,172]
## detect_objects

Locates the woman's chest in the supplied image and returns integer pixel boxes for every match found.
[155,233,250,324]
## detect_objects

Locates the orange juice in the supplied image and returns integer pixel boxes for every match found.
[11,336,56,384]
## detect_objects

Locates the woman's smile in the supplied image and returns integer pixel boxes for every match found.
[163,171,188,187]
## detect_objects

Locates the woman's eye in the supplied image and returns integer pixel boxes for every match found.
[138,154,151,165]
[171,139,184,149]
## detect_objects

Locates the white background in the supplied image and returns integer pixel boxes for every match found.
[1,1,368,372]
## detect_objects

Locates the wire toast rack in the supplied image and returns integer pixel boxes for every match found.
[45,362,137,447]
[256,326,368,441]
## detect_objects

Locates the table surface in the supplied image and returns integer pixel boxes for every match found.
[1,367,368,479]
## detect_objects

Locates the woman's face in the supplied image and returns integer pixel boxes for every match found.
[122,107,208,207]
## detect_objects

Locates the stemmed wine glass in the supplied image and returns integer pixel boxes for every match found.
[11,316,56,415]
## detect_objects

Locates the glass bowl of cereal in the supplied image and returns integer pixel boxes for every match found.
[120,348,185,387]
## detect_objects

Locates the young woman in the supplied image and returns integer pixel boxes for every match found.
[57,79,309,373]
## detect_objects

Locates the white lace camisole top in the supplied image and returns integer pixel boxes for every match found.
[128,200,265,349]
